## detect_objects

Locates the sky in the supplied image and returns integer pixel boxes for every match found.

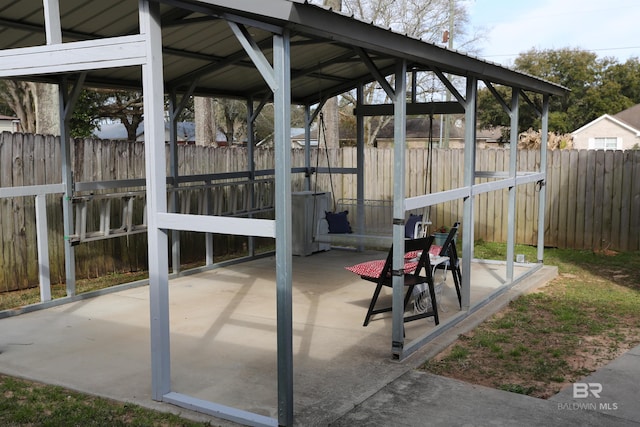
[465,0,640,65]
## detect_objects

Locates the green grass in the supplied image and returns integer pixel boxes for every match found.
[0,244,275,313]
[0,374,213,426]
[0,270,149,312]
[423,243,640,398]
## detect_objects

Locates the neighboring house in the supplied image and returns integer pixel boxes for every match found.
[93,121,215,144]
[92,121,141,141]
[290,127,318,148]
[257,127,319,148]
[0,115,20,133]
[374,116,504,149]
[571,104,640,150]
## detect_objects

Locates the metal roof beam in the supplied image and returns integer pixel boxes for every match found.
[354,101,464,116]
[0,35,146,77]
[483,81,511,115]
[167,36,272,87]
[158,0,284,34]
[291,50,358,80]
[227,21,277,91]
[0,14,242,65]
[520,90,542,118]
[433,66,465,105]
[355,47,394,99]
[296,61,399,105]
[62,72,87,121]
[284,3,567,96]
[43,0,62,44]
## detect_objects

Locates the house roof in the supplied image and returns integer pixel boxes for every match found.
[613,103,640,130]
[0,0,567,106]
[571,113,640,137]
[93,121,200,141]
[373,117,502,141]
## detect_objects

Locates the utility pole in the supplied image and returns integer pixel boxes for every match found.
[442,0,454,148]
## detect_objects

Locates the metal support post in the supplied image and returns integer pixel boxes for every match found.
[303,105,312,191]
[59,79,76,296]
[537,95,549,262]
[356,83,365,252]
[168,93,181,273]
[247,98,256,257]
[461,77,477,309]
[391,60,407,358]
[273,30,294,427]
[140,0,171,401]
[506,90,520,280]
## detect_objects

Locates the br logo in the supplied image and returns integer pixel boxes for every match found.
[573,383,603,398]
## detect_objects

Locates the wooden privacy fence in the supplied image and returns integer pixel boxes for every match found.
[1,132,639,291]
[310,147,640,252]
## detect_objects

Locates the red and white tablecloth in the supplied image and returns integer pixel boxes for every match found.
[344,245,442,279]
[344,259,419,278]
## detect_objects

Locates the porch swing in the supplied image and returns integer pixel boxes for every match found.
[312,112,437,248]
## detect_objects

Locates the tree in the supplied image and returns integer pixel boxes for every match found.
[604,57,640,105]
[69,90,105,138]
[0,80,62,136]
[311,0,480,145]
[216,98,247,144]
[477,49,640,134]
[0,80,37,133]
[195,96,217,146]
[34,83,60,136]
[0,81,146,140]
[97,91,144,141]
[321,0,342,148]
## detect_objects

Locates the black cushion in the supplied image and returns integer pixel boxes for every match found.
[405,214,422,238]
[325,210,352,234]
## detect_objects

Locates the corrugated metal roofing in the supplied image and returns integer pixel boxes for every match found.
[0,0,567,104]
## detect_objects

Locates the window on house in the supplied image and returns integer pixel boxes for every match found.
[590,137,621,150]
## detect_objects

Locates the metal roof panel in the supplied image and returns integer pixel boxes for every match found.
[0,0,568,103]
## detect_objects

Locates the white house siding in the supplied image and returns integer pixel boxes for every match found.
[0,116,18,133]
[572,117,639,150]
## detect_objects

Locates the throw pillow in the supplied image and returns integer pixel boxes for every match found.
[325,210,352,234]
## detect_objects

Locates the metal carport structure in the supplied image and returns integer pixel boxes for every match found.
[0,0,567,425]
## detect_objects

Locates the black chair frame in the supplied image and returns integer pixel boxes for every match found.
[361,235,439,326]
[435,222,462,308]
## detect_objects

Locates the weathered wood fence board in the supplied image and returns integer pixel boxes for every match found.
[1,132,639,291]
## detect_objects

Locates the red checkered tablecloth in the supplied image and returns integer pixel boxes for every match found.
[345,259,418,278]
[344,245,442,279]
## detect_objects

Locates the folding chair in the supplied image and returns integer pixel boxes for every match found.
[361,235,439,326]
[434,222,462,309]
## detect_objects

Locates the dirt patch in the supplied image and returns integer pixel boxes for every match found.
[426,328,639,399]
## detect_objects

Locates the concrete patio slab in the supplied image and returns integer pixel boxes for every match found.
[550,344,640,424]
[0,249,557,425]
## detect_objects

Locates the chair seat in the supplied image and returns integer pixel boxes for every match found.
[346,235,440,327]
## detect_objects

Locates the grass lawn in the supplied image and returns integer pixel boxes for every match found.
[421,243,640,398]
[0,374,213,426]
[0,243,639,423]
